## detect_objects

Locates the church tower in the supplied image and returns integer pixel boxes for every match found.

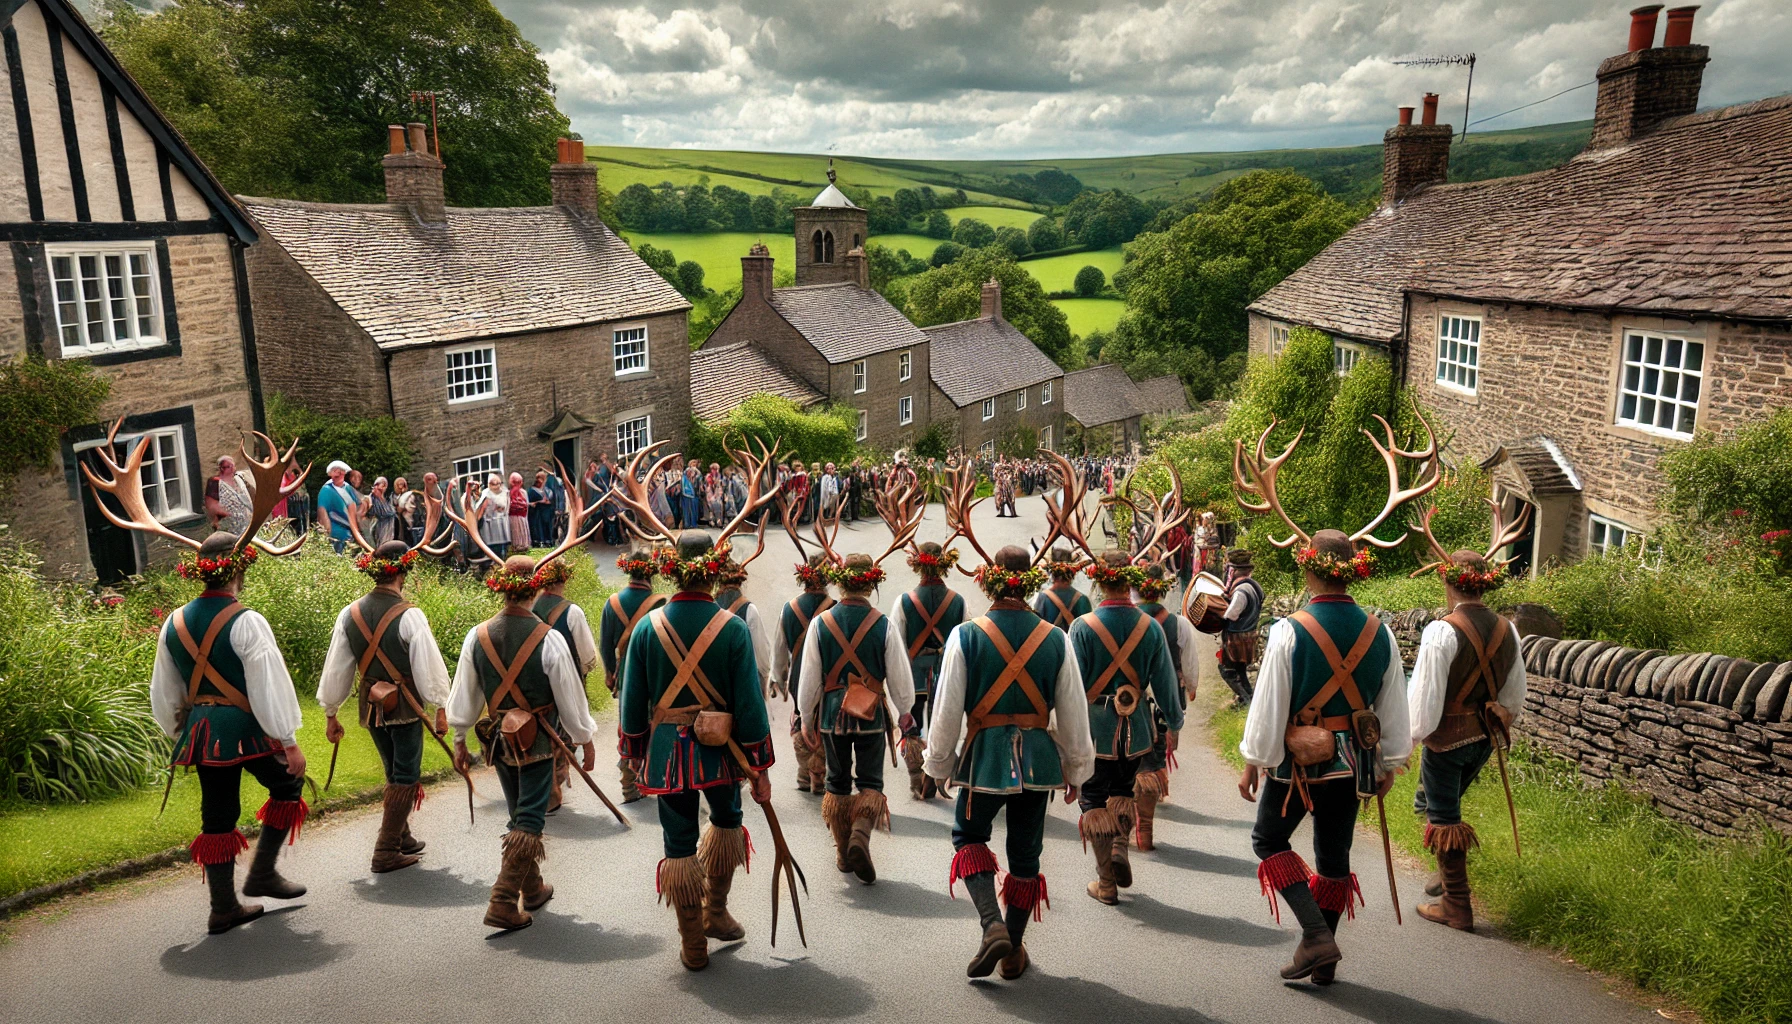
[793,159,870,286]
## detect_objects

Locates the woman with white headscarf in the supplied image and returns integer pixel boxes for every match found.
[479,474,510,563]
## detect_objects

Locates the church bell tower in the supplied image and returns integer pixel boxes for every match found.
[793,159,871,287]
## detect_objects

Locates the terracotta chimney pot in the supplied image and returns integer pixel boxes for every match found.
[387,125,406,155]
[1398,106,1414,126]
[1628,5,1664,52]
[1421,93,1439,125]
[405,122,429,156]
[1663,6,1698,47]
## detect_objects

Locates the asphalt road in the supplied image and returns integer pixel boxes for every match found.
[0,496,1655,1024]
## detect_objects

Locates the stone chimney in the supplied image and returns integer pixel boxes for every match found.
[844,246,868,289]
[981,277,1003,320]
[550,137,599,216]
[383,122,445,224]
[1381,93,1452,206]
[741,242,774,303]
[1588,6,1708,151]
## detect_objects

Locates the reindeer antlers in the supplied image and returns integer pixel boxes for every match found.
[1111,459,1187,566]
[79,418,204,551]
[440,478,506,566]
[716,436,785,557]
[1037,448,1096,566]
[870,473,925,566]
[608,443,682,548]
[1232,420,1309,550]
[1353,400,1443,548]
[939,455,991,572]
[233,431,310,556]
[1409,497,1534,577]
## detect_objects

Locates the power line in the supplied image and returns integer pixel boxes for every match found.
[1468,80,1596,128]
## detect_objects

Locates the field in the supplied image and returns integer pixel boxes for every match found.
[1054,298,1126,336]
[1025,246,1126,292]
[589,145,1032,208]
[947,206,1041,230]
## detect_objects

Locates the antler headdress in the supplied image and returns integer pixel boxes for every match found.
[1409,491,1533,593]
[438,458,606,594]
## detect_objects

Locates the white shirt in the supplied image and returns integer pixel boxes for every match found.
[317,602,453,715]
[1408,616,1527,743]
[923,622,1095,789]
[554,601,600,678]
[1163,612,1202,696]
[770,593,831,686]
[446,624,597,746]
[796,607,916,724]
[151,608,303,747]
[1239,615,1412,772]
[739,602,772,682]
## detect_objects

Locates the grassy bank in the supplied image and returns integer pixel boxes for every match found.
[1203,696,1792,1024]
[1054,297,1125,335]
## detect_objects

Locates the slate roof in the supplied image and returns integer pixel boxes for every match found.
[1249,94,1792,342]
[767,283,931,363]
[1479,437,1583,497]
[689,342,825,420]
[921,315,1063,407]
[1064,364,1143,427]
[240,198,689,350]
[1135,374,1190,415]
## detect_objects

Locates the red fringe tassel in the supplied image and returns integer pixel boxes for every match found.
[188,830,249,866]
[1309,873,1364,919]
[948,843,999,898]
[1001,873,1050,921]
[413,786,426,811]
[743,826,755,873]
[255,798,309,844]
[1256,850,1312,924]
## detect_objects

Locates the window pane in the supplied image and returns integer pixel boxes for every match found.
[1679,406,1697,434]
[1627,335,1643,361]
[1665,337,1682,368]
[1621,394,1637,419]
[1624,365,1639,390]
[1642,367,1658,394]
[1639,398,1655,422]
[1685,342,1703,372]
[1645,335,1661,363]
[1681,376,1700,402]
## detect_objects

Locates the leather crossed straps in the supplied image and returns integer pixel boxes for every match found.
[172,602,252,713]
[647,606,732,725]
[608,591,667,660]
[786,595,834,665]
[1288,610,1382,730]
[350,599,414,694]
[1039,588,1074,628]
[725,593,749,616]
[540,599,571,629]
[962,617,1055,751]
[1080,611,1151,703]
[1443,610,1509,712]
[821,606,885,692]
[475,618,553,718]
[904,589,955,659]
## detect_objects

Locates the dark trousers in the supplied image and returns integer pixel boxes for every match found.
[367,720,425,786]
[1415,740,1492,826]
[1218,652,1254,705]
[197,754,304,835]
[1078,755,1141,812]
[904,690,933,739]
[953,788,1050,877]
[495,757,556,835]
[1251,777,1360,880]
[823,730,886,794]
[658,785,744,859]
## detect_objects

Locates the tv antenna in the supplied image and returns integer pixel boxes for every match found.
[1391,54,1476,141]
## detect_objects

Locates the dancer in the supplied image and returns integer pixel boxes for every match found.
[775,484,837,794]
[876,469,960,801]
[533,556,599,814]
[1133,562,1201,851]
[87,423,313,934]
[1233,414,1430,983]
[1033,545,1092,630]
[712,524,774,686]
[602,546,666,803]
[1217,549,1265,704]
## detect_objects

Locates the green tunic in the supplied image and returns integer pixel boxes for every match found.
[812,601,894,734]
[1069,602,1182,760]
[165,595,280,766]
[600,583,664,688]
[950,610,1070,794]
[618,595,773,793]
[1033,585,1092,631]
[779,590,834,699]
[1274,595,1393,784]
[468,611,560,767]
[344,590,421,727]
[897,582,964,698]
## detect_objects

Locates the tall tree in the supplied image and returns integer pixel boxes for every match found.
[100,0,570,207]
[904,247,1072,368]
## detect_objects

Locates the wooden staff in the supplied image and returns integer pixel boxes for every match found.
[1375,793,1402,925]
[540,724,631,828]
[323,738,341,791]
[723,739,807,948]
[395,685,478,825]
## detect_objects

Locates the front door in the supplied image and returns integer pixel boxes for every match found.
[77,447,138,584]
[1504,496,1536,579]
[552,436,578,478]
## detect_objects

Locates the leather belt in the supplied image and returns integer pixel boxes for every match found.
[652,706,701,727]
[193,696,240,707]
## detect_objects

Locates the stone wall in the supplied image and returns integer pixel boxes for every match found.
[245,238,389,417]
[824,342,929,453]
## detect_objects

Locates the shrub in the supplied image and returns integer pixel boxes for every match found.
[951,218,994,248]
[911,419,954,460]
[676,260,707,298]
[929,240,965,267]
[1026,216,1064,252]
[267,393,416,498]
[1073,265,1105,297]
[687,395,860,469]
[993,225,1031,258]
[1661,408,1792,536]
[0,356,111,484]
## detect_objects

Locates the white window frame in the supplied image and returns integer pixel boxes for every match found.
[77,426,191,520]
[1042,380,1053,405]
[445,344,498,404]
[855,409,868,441]
[452,449,505,489]
[616,415,652,457]
[1588,513,1658,564]
[898,396,913,425]
[1334,341,1367,377]
[1039,424,1053,451]
[1016,389,1027,412]
[981,397,995,422]
[613,326,649,377]
[1435,314,1481,394]
[979,439,995,459]
[47,242,166,356]
[1616,329,1703,439]
[1270,323,1290,354]
[852,360,867,394]
[898,350,912,382]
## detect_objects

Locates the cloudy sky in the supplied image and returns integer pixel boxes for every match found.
[493,0,1792,158]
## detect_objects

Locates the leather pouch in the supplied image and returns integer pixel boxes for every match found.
[1113,684,1141,717]
[500,708,538,752]
[842,675,883,721]
[693,709,734,747]
[1482,703,1514,746]
[1285,708,1334,767]
[1349,708,1382,751]
[366,680,400,714]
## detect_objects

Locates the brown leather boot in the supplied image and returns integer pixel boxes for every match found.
[1280,924,1343,980]
[399,826,425,856]
[847,790,887,885]
[822,792,853,872]
[903,737,927,800]
[371,784,422,874]
[547,752,568,813]
[1425,869,1444,898]
[204,862,263,935]
[660,855,708,971]
[1417,848,1475,931]
[1134,772,1162,852]
[618,760,644,804]
[1107,796,1136,888]
[518,833,553,912]
[1085,835,1118,905]
[999,944,1030,980]
[483,831,537,931]
[699,825,750,941]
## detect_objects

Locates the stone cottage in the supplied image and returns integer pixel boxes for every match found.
[923,278,1065,457]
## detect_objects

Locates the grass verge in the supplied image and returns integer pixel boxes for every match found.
[1200,692,1792,1024]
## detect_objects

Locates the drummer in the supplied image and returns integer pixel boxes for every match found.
[1216,549,1263,706]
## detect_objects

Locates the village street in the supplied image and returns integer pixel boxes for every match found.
[0,497,1656,1024]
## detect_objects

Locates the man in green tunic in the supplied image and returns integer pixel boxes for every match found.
[1132,563,1200,851]
[319,541,452,873]
[797,553,915,883]
[601,548,665,803]
[618,533,775,971]
[448,555,599,933]
[774,554,835,794]
[1069,552,1184,904]
[889,541,965,799]
[1032,546,1091,630]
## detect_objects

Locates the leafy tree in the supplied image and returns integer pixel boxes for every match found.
[1662,408,1792,536]
[614,183,658,228]
[676,261,707,299]
[267,394,417,500]
[1073,265,1105,297]
[996,422,1038,459]
[864,242,927,296]
[100,0,570,207]
[1062,190,1151,248]
[0,358,110,486]
[689,284,739,348]
[929,241,965,267]
[682,183,717,231]
[904,247,1073,367]
[994,226,1031,258]
[924,210,952,239]
[1026,216,1065,252]
[1030,169,1086,205]
[750,194,781,231]
[1108,169,1362,400]
[893,188,923,222]
[712,185,754,230]
[952,218,995,248]
[911,419,955,460]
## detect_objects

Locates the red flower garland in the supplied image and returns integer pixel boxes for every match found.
[1043,559,1086,581]
[1085,561,1145,588]
[907,549,960,575]
[615,553,658,579]
[354,549,418,580]
[831,564,886,591]
[177,546,259,587]
[484,566,541,597]
[1295,546,1376,582]
[1135,574,1174,600]
[793,561,832,588]
[1438,561,1507,594]
[972,563,1047,601]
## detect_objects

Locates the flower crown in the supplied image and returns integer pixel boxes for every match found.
[1439,560,1507,594]
[1135,574,1175,601]
[355,548,418,580]
[660,546,730,587]
[974,563,1047,601]
[1085,561,1146,588]
[907,548,959,576]
[1043,559,1086,582]
[1296,545,1376,583]
[831,563,886,591]
[615,552,658,579]
[485,565,542,597]
[177,546,259,587]
[794,561,832,588]
[718,560,749,586]
[534,559,574,587]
